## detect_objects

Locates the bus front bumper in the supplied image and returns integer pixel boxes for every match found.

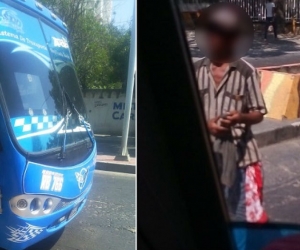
[1,183,92,250]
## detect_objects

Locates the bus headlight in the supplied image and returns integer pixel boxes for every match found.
[30,198,42,214]
[43,198,53,214]
[9,195,61,218]
[16,199,28,210]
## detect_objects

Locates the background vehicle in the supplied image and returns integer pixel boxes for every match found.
[0,0,96,249]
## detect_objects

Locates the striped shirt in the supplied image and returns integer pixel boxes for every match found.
[195,57,267,167]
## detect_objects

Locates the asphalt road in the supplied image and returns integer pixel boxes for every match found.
[27,171,136,250]
[245,54,300,68]
[261,138,300,225]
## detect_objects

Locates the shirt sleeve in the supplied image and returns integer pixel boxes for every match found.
[272,2,275,7]
[194,60,202,78]
[246,69,267,115]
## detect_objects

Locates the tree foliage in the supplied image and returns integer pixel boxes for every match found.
[40,0,130,90]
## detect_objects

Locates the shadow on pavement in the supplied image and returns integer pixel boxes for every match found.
[25,228,64,250]
[247,33,300,58]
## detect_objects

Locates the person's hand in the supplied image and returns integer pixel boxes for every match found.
[220,110,242,127]
[207,116,229,136]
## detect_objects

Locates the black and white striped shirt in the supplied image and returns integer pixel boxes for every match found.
[195,57,267,167]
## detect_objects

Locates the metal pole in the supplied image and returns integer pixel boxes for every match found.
[115,2,136,161]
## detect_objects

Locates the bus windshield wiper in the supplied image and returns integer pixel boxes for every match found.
[59,109,71,160]
[63,90,95,146]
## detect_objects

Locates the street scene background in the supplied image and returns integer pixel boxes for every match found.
[182,0,300,225]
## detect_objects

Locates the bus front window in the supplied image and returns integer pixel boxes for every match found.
[0,3,90,155]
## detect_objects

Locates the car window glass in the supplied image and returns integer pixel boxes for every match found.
[176,0,300,226]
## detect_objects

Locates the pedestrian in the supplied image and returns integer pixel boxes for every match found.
[264,0,277,42]
[194,3,269,225]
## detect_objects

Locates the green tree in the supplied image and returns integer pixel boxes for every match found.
[105,24,131,91]
[39,0,130,90]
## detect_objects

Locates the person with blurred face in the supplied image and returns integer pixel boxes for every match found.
[205,21,240,63]
[195,4,268,224]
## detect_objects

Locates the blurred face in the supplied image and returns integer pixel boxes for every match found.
[206,28,239,63]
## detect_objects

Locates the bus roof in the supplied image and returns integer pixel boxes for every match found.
[9,0,68,34]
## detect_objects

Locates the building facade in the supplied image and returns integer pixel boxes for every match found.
[87,0,113,23]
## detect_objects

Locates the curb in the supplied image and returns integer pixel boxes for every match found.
[257,63,300,74]
[96,161,136,174]
[254,121,300,148]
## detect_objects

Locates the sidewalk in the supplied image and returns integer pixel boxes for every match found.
[253,118,300,148]
[95,135,136,174]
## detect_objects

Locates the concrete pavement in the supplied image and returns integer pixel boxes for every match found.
[253,118,300,148]
[96,135,136,174]
[261,138,300,224]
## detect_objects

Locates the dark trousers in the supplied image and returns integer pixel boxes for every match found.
[264,17,277,39]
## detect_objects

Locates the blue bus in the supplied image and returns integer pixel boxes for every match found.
[0,0,96,249]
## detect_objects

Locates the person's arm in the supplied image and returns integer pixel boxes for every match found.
[221,69,267,127]
[225,110,263,126]
[272,2,276,17]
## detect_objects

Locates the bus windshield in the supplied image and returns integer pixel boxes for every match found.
[0,2,90,154]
